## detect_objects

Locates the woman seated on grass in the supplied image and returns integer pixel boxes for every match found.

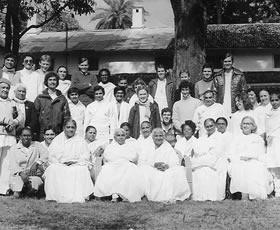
[44,118,94,203]
[228,116,273,200]
[138,128,191,202]
[94,128,145,202]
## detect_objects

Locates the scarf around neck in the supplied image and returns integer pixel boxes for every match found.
[137,100,151,119]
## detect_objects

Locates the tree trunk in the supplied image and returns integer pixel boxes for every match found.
[170,0,206,84]
[4,0,21,54]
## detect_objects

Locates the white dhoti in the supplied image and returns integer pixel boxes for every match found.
[44,163,94,203]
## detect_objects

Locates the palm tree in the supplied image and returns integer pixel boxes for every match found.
[91,0,136,29]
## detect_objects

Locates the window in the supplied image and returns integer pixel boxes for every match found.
[274,55,280,68]
[88,56,99,71]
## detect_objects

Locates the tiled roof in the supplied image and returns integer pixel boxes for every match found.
[5,23,280,53]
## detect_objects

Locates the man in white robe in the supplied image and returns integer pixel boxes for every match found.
[9,127,48,197]
[94,129,145,202]
[44,119,94,203]
[0,78,23,195]
[192,118,227,201]
[193,90,227,137]
[67,87,86,137]
[139,128,191,202]
[108,87,130,138]
[98,69,115,103]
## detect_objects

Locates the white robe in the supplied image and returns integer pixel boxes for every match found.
[254,103,272,135]
[193,103,227,137]
[174,136,198,158]
[99,82,116,104]
[94,141,145,202]
[228,133,273,199]
[44,133,94,203]
[229,110,258,136]
[84,100,110,142]
[139,140,191,202]
[192,131,227,201]
[68,100,86,137]
[265,107,280,168]
[108,100,130,138]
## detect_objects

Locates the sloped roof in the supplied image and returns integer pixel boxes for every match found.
[18,23,280,53]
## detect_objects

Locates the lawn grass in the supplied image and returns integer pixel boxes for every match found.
[1,197,280,229]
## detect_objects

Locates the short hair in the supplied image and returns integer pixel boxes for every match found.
[98,68,111,77]
[155,63,166,71]
[44,72,59,87]
[202,63,213,72]
[93,85,105,95]
[161,107,172,116]
[117,75,128,83]
[179,70,190,77]
[40,54,51,63]
[85,125,96,133]
[63,118,77,128]
[114,128,126,136]
[19,126,32,136]
[56,65,68,74]
[259,88,270,96]
[179,80,192,93]
[78,57,88,65]
[216,117,228,126]
[113,86,126,96]
[203,89,215,97]
[241,116,257,133]
[4,53,16,62]
[235,93,253,111]
[136,85,149,95]
[67,87,79,99]
[14,83,27,91]
[43,126,56,134]
[246,88,256,94]
[270,90,280,99]
[22,54,34,61]
[120,122,131,130]
[181,120,196,134]
[140,121,151,128]
[152,128,164,136]
[204,118,215,127]
[224,52,233,62]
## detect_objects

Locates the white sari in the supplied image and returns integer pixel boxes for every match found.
[94,141,145,202]
[139,141,191,202]
[44,132,94,203]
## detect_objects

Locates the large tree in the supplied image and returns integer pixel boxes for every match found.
[2,0,95,54]
[170,0,207,83]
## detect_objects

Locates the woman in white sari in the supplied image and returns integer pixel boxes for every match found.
[44,118,94,203]
[139,128,191,202]
[228,116,273,199]
[94,128,145,202]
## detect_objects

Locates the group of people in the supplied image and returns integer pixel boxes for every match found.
[0,51,279,203]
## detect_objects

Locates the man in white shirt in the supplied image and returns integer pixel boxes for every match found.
[193,90,227,137]
[98,68,116,104]
[149,64,175,112]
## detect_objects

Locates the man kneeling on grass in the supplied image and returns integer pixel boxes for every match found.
[9,127,48,198]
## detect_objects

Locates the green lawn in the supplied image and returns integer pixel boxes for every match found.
[1,197,280,229]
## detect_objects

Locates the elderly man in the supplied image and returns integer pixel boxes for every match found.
[9,127,48,198]
[13,84,39,140]
[193,90,227,137]
[191,118,227,201]
[139,128,191,202]
[44,118,94,203]
[0,78,23,195]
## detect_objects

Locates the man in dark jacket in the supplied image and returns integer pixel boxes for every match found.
[148,64,175,112]
[213,53,247,114]
[13,84,39,140]
[34,72,70,141]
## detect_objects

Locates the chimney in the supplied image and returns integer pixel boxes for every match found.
[26,14,42,34]
[132,7,144,29]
